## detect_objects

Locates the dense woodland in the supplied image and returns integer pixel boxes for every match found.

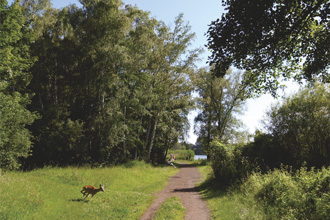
[2,0,330,219]
[1,0,330,179]
[1,0,203,169]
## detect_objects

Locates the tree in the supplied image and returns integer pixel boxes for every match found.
[25,2,88,166]
[207,0,330,94]
[22,0,200,166]
[194,68,248,155]
[144,14,201,162]
[0,0,38,170]
[115,7,161,161]
[264,83,330,169]
[26,0,140,165]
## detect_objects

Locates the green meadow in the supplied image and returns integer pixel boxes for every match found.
[4,158,329,220]
[0,161,179,220]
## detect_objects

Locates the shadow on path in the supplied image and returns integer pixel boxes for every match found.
[173,187,197,193]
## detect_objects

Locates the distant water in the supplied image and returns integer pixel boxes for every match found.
[194,155,207,160]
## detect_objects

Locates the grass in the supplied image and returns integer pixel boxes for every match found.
[196,161,330,219]
[0,161,178,220]
[195,161,265,220]
[154,196,186,220]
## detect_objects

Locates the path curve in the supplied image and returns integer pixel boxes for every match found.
[140,162,210,220]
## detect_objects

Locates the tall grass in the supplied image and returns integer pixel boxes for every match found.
[0,161,178,219]
[242,167,330,219]
[197,160,330,220]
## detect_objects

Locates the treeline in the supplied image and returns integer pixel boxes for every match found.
[207,84,330,185]
[1,0,201,170]
[200,0,330,218]
[201,0,330,186]
[199,84,330,219]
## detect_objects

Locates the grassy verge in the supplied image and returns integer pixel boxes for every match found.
[195,161,265,220]
[196,161,330,219]
[154,196,186,220]
[0,161,178,220]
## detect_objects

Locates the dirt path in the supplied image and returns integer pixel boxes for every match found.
[140,162,210,220]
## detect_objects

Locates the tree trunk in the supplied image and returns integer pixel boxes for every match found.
[163,137,169,162]
[123,106,127,160]
[147,112,159,162]
[145,117,152,154]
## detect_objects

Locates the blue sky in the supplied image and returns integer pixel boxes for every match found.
[8,0,298,143]
[123,0,224,67]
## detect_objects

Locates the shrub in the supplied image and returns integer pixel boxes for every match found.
[242,167,330,219]
[209,139,250,185]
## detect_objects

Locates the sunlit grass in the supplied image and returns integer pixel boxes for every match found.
[196,161,264,220]
[154,196,186,220]
[0,161,178,219]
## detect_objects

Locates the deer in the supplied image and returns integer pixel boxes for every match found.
[81,184,105,199]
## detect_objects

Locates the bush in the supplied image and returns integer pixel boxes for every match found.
[209,139,250,185]
[242,167,330,219]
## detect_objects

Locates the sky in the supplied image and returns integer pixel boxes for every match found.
[9,0,301,143]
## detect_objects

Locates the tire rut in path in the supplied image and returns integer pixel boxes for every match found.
[140,162,210,220]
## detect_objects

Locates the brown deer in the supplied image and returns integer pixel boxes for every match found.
[81,184,105,199]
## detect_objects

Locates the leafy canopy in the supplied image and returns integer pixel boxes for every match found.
[0,0,38,170]
[264,83,330,169]
[207,0,330,94]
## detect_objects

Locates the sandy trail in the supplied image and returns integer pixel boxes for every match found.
[140,162,210,220]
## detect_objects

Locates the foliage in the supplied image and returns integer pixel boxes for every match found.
[242,167,330,219]
[14,0,201,167]
[170,149,195,161]
[0,0,35,92]
[235,84,330,172]
[197,160,265,220]
[0,0,38,170]
[198,158,330,220]
[197,83,330,218]
[242,131,283,172]
[0,92,37,170]
[208,139,250,185]
[194,68,249,154]
[207,0,330,94]
[154,197,186,220]
[0,162,178,219]
[264,83,330,169]
[189,142,204,155]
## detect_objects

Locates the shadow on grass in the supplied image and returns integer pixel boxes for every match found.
[191,160,210,167]
[196,176,237,200]
[71,198,89,203]
[176,163,198,168]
